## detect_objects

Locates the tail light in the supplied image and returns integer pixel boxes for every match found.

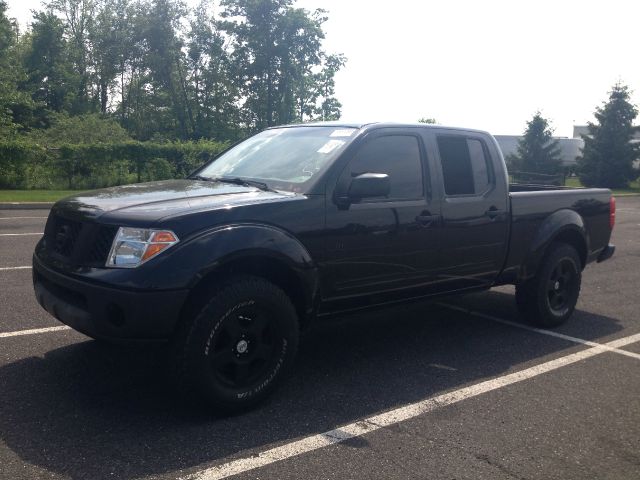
[609,196,616,230]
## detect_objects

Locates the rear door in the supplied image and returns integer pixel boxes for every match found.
[431,131,509,288]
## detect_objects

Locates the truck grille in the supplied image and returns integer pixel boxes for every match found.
[49,216,82,257]
[88,225,119,264]
[44,214,118,266]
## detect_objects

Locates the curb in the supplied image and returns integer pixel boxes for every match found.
[0,202,54,210]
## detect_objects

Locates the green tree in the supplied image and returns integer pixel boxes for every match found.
[23,11,76,114]
[4,0,344,143]
[577,83,639,188]
[508,112,561,174]
[221,0,343,130]
[186,0,240,139]
[136,0,194,140]
[0,0,15,134]
[99,0,140,122]
[314,53,345,121]
[418,117,437,124]
[47,0,96,113]
[28,112,131,145]
[0,1,35,136]
[89,0,133,114]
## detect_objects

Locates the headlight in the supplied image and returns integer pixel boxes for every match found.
[106,227,179,268]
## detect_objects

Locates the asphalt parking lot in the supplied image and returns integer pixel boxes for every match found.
[0,199,639,480]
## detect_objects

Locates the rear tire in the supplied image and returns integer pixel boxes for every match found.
[171,275,299,412]
[515,243,582,328]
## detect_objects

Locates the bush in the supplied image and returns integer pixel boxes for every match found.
[0,140,228,190]
[0,141,46,188]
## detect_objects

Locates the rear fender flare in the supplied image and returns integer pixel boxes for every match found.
[519,209,589,282]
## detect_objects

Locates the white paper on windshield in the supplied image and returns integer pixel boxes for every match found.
[330,129,355,137]
[317,139,345,154]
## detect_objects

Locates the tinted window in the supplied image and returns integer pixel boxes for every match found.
[344,135,423,200]
[437,136,491,195]
[467,139,491,193]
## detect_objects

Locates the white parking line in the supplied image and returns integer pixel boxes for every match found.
[0,326,70,338]
[0,266,31,271]
[182,332,640,480]
[440,303,640,361]
[0,217,47,220]
[0,233,43,236]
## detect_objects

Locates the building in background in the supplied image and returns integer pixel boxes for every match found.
[494,135,584,168]
[491,125,640,168]
[573,125,640,142]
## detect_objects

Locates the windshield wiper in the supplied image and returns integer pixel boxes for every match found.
[220,177,277,192]
[191,174,213,182]
[194,175,276,192]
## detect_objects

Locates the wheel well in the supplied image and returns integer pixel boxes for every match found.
[552,229,587,268]
[178,256,311,333]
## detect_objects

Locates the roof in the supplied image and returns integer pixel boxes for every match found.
[273,121,492,136]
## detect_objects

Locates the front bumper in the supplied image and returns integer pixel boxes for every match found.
[32,254,189,342]
[597,243,615,263]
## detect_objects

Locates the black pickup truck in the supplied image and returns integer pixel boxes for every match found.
[33,122,615,410]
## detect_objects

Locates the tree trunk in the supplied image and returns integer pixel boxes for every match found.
[100,78,108,114]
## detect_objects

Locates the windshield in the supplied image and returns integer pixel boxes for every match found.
[195,126,358,192]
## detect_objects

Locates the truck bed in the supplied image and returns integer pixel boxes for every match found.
[497,186,612,284]
[509,183,584,192]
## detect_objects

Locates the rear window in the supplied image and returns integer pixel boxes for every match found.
[437,136,492,195]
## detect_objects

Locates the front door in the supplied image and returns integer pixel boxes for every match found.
[323,129,441,302]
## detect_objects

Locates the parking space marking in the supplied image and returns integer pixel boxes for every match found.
[0,326,70,338]
[440,303,640,361]
[0,266,31,271]
[0,233,43,236]
[182,332,640,480]
[0,217,47,220]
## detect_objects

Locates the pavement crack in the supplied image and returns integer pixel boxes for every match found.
[474,453,529,480]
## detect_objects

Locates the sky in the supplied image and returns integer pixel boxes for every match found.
[7,0,640,137]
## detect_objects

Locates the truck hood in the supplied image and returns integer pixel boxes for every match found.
[53,179,295,222]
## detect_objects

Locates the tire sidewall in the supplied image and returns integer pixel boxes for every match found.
[535,245,582,326]
[185,278,299,410]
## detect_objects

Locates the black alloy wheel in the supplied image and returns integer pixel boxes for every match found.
[546,258,577,316]
[171,275,299,412]
[208,305,281,389]
[516,242,582,328]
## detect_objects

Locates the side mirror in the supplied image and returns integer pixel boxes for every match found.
[348,173,390,200]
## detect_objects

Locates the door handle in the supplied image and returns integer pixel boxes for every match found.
[485,207,506,219]
[415,212,440,226]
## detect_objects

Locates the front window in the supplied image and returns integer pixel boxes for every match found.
[196,126,358,192]
[341,135,424,200]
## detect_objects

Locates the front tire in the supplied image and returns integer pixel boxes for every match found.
[171,275,299,412]
[516,243,582,328]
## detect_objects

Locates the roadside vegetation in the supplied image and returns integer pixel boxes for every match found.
[0,0,344,191]
[564,177,640,195]
[0,1,638,196]
[0,190,78,202]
